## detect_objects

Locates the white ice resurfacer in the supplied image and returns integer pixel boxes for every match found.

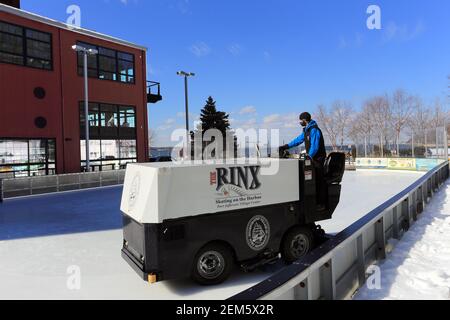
[120,154,345,285]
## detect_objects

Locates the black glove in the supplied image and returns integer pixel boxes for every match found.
[278,144,289,155]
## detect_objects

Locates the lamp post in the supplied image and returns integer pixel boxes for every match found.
[177,71,195,158]
[72,45,98,172]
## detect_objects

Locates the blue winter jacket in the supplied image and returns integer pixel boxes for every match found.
[287,120,322,158]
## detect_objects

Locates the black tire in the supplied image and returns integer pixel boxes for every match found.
[191,243,234,286]
[281,226,314,264]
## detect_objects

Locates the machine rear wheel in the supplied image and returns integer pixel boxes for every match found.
[191,243,234,285]
[281,226,314,263]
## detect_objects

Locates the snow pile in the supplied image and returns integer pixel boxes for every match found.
[355,181,450,300]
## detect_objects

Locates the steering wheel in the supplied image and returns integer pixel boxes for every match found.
[279,149,291,159]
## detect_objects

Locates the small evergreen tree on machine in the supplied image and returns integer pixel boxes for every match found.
[194,96,237,159]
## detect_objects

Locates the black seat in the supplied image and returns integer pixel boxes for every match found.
[324,152,346,184]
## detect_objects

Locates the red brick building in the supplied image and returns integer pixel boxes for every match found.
[0,1,161,178]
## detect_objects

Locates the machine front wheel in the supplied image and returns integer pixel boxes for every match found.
[191,243,234,285]
[281,226,314,263]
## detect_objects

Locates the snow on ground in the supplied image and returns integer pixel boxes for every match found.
[355,181,450,300]
[0,170,426,299]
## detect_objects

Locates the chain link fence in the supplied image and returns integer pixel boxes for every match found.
[353,126,448,160]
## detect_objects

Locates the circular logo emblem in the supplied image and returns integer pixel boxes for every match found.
[128,173,141,212]
[246,215,270,251]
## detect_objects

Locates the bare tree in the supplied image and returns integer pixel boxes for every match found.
[390,89,414,155]
[332,100,353,149]
[408,98,431,150]
[327,89,447,159]
[358,104,374,156]
[148,129,156,147]
[430,98,447,128]
[348,112,367,157]
[429,98,449,151]
[365,95,391,157]
[315,104,338,150]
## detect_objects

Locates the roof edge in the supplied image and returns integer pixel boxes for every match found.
[0,3,148,51]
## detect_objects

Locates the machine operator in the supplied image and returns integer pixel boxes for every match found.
[279,112,327,211]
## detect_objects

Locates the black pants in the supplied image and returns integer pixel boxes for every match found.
[313,158,327,206]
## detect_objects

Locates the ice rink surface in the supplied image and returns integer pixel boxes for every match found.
[0,170,425,300]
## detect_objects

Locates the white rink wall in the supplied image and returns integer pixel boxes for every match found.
[355,180,450,300]
[0,169,427,300]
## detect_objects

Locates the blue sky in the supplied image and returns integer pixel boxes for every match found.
[23,0,450,146]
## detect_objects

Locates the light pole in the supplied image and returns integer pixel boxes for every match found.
[177,71,195,158]
[72,45,98,172]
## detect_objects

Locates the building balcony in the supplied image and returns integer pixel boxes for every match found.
[147,81,162,104]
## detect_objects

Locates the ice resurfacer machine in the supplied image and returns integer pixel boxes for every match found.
[120,153,345,285]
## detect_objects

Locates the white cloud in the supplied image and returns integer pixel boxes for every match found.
[263,114,281,124]
[227,43,242,56]
[231,118,257,129]
[338,33,364,49]
[147,66,156,77]
[262,113,299,128]
[242,118,257,129]
[157,118,176,131]
[167,0,191,15]
[177,0,191,14]
[176,112,196,119]
[239,106,257,115]
[157,125,172,131]
[153,112,304,147]
[118,0,139,5]
[383,20,425,42]
[189,42,211,57]
[338,36,347,49]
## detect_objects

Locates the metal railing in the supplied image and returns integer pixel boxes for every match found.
[147,81,162,103]
[0,170,126,201]
[147,80,161,96]
[147,81,161,96]
[229,161,449,300]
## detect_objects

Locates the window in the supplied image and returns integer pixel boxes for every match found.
[80,102,100,138]
[98,47,117,81]
[79,103,100,127]
[77,42,98,78]
[80,140,137,171]
[100,140,120,160]
[119,106,136,128]
[0,139,56,178]
[29,140,47,163]
[76,41,135,84]
[100,104,118,128]
[119,140,137,159]
[79,103,137,170]
[79,102,136,140]
[118,52,134,83]
[0,21,52,70]
[88,104,100,127]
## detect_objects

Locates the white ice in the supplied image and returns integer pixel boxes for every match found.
[0,170,426,300]
[354,180,450,300]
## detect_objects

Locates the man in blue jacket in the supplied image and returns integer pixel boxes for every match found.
[279,112,327,210]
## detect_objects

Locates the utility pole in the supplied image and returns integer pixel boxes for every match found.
[72,45,98,172]
[177,71,195,159]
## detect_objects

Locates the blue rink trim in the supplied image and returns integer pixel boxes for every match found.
[0,186,123,241]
